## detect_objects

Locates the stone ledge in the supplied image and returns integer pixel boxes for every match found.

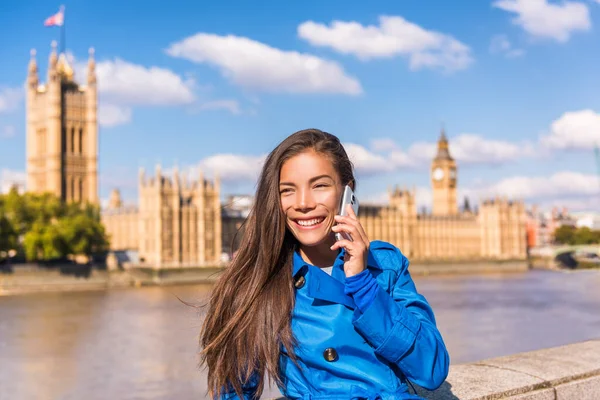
[416,339,600,399]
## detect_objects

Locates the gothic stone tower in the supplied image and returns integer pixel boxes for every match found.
[26,41,98,203]
[431,128,458,216]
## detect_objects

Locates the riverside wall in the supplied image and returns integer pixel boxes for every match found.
[0,260,529,296]
[415,338,600,399]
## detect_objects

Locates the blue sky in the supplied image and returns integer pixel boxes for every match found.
[1,0,600,211]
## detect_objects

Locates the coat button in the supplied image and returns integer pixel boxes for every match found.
[294,275,306,289]
[323,347,338,362]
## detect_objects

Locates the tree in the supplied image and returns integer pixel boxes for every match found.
[554,225,600,245]
[0,206,18,258]
[573,227,600,245]
[23,220,67,260]
[553,225,576,245]
[0,191,109,262]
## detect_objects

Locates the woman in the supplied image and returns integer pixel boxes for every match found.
[201,129,449,399]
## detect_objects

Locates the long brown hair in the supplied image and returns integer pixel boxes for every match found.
[200,128,356,399]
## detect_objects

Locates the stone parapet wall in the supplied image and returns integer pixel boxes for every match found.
[417,339,600,399]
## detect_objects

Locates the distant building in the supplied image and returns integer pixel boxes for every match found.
[101,167,222,268]
[222,130,527,262]
[526,206,577,247]
[22,44,526,264]
[353,130,526,261]
[25,42,98,203]
[23,44,222,268]
[221,195,253,258]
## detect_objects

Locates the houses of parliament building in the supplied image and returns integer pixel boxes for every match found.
[24,44,526,268]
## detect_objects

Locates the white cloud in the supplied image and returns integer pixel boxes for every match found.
[185,133,533,185]
[545,197,599,212]
[469,171,597,200]
[370,138,400,152]
[165,33,362,95]
[415,186,433,210]
[541,109,600,150]
[298,16,473,72]
[98,104,132,127]
[344,143,395,174]
[1,125,16,138]
[194,99,241,115]
[0,87,23,114]
[99,166,139,191]
[351,172,598,213]
[0,169,26,194]
[198,153,266,182]
[72,56,197,125]
[489,34,525,58]
[95,58,196,105]
[493,0,591,43]
[442,134,534,164]
[310,134,532,178]
[369,134,534,170]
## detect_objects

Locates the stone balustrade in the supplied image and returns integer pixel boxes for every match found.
[416,338,600,399]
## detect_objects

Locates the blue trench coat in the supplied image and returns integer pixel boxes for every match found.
[223,240,450,400]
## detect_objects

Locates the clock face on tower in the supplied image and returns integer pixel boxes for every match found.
[433,167,444,181]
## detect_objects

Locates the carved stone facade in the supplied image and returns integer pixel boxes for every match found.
[23,44,223,268]
[101,167,222,268]
[25,46,523,264]
[431,129,457,216]
[356,131,527,261]
[26,42,98,203]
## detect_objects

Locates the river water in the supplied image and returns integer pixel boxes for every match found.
[1,269,599,400]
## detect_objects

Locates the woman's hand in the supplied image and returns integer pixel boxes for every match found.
[330,204,370,277]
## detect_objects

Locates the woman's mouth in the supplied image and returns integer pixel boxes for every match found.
[294,217,326,229]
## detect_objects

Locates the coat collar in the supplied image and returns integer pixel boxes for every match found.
[292,245,383,310]
[292,245,383,276]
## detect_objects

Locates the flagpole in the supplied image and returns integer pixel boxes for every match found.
[60,5,65,54]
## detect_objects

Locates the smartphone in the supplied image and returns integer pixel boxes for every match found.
[335,185,360,242]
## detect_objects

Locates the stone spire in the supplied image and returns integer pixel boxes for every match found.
[48,40,58,80]
[27,49,38,88]
[87,47,96,85]
[434,126,453,161]
[56,53,74,81]
[109,189,123,209]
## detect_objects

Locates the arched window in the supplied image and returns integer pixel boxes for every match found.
[71,127,75,153]
[70,177,75,202]
[79,178,83,202]
[79,128,84,154]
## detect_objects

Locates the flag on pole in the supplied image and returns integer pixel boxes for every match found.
[44,6,64,27]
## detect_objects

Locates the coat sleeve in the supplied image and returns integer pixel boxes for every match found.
[219,388,258,400]
[350,245,450,390]
[218,373,260,400]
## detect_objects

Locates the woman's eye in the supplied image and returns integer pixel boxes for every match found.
[280,188,292,194]
[314,183,328,189]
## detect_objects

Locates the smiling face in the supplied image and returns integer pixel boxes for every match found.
[279,150,343,251]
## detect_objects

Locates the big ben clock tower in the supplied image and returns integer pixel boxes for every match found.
[431,128,458,216]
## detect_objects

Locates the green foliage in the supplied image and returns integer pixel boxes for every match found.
[0,209,18,254]
[0,189,109,261]
[553,225,600,245]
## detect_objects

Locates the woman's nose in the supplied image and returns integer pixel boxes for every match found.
[296,189,315,210]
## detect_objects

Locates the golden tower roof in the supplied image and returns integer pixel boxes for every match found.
[434,127,454,161]
[56,53,74,81]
